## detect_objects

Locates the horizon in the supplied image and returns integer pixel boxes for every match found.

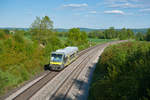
[0,27,149,30]
[0,0,150,29]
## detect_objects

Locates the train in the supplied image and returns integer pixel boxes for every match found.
[49,47,78,70]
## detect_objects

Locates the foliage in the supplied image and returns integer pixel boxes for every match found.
[0,30,5,39]
[89,41,150,100]
[104,27,116,39]
[0,32,46,95]
[136,32,145,41]
[0,16,117,96]
[145,28,150,41]
[30,16,53,44]
[0,16,63,96]
[0,17,92,96]
[57,31,68,37]
[88,30,104,39]
[88,27,135,40]
[66,28,88,50]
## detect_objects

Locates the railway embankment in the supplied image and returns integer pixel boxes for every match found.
[4,40,126,100]
[88,41,150,100]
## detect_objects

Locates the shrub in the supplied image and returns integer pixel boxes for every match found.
[89,41,150,100]
[0,30,5,39]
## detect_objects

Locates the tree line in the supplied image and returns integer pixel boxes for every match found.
[57,27,150,41]
[88,27,135,40]
[88,27,150,41]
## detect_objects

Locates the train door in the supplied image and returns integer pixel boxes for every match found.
[63,56,68,66]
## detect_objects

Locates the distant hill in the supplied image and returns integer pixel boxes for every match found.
[55,28,148,34]
[0,27,29,31]
[131,29,148,34]
[55,28,103,32]
[0,27,148,34]
[54,28,68,32]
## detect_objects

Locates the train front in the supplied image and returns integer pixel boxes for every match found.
[49,52,64,70]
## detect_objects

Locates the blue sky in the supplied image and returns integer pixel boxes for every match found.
[0,0,150,29]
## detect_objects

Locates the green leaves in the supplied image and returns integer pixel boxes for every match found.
[66,28,88,50]
[145,28,150,41]
[89,41,150,100]
[88,27,141,40]
[30,16,53,44]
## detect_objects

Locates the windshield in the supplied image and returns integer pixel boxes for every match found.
[51,54,63,62]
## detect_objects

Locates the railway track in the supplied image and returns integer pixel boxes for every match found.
[13,71,58,100]
[5,40,126,100]
[50,43,101,100]
[30,43,111,100]
[5,42,101,100]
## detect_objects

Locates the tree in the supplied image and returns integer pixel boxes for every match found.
[68,28,81,42]
[67,28,88,46]
[136,32,144,41]
[30,16,53,44]
[41,16,53,30]
[80,31,88,43]
[109,27,116,38]
[145,28,150,41]
[119,28,127,40]
[126,29,134,39]
[57,31,68,37]
[103,27,117,39]
[88,31,97,38]
[4,29,9,34]
[98,31,105,39]
[0,29,5,39]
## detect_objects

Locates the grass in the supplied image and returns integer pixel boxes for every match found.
[59,37,67,41]
[88,38,116,43]
[59,37,115,44]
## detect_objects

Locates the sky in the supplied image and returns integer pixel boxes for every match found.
[0,0,150,29]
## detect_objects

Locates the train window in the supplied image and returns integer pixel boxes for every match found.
[51,54,63,62]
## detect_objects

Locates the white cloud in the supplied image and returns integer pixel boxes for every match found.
[89,11,97,14]
[63,3,88,8]
[106,0,142,3]
[109,2,142,8]
[105,0,150,9]
[140,8,150,12]
[104,10,125,15]
[106,0,128,3]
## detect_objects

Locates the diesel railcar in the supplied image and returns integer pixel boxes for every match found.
[49,47,78,70]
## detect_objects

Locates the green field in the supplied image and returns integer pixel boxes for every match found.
[59,37,115,44]
[59,37,67,41]
[88,38,116,43]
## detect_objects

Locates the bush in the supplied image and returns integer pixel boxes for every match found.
[0,31,46,95]
[89,41,150,100]
[0,30,5,39]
